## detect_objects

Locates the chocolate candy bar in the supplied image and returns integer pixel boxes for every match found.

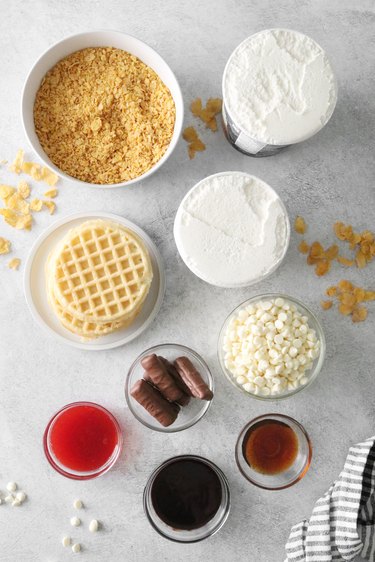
[130,379,179,427]
[141,354,186,405]
[174,356,213,401]
[158,356,191,406]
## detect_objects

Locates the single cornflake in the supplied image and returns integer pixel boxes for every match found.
[298,240,309,254]
[30,199,43,212]
[17,181,30,199]
[190,139,205,152]
[9,149,24,174]
[294,216,307,235]
[337,255,355,266]
[190,98,203,117]
[315,259,330,276]
[182,127,198,142]
[352,305,368,323]
[320,300,333,310]
[8,258,20,270]
[44,188,58,198]
[0,185,15,201]
[0,237,11,254]
[42,200,56,215]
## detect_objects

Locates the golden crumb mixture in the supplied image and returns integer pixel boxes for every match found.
[34,47,176,184]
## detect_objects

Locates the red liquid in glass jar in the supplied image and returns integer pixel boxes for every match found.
[49,404,119,472]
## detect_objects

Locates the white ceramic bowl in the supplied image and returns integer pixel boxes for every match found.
[24,212,166,350]
[21,30,184,188]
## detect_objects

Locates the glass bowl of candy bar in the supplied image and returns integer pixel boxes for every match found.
[218,294,325,400]
[125,344,214,432]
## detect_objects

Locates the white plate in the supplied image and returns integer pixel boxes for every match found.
[24,212,165,350]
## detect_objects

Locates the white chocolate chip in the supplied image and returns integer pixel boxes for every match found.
[89,519,99,533]
[12,499,21,507]
[73,499,83,510]
[62,536,71,547]
[70,516,81,527]
[6,482,17,492]
[72,543,81,553]
[16,491,26,503]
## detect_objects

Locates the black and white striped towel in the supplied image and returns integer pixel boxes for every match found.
[285,437,375,561]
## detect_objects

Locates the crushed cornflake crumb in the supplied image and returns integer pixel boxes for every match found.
[8,258,20,270]
[322,280,375,323]
[33,47,175,184]
[0,237,11,254]
[294,216,307,234]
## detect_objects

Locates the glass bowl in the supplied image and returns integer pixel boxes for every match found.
[43,402,123,480]
[218,293,326,400]
[143,455,230,542]
[235,414,312,490]
[125,344,213,432]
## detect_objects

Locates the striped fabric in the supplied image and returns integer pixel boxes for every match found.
[285,437,375,562]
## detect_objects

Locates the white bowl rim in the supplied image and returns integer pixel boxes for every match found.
[21,29,184,189]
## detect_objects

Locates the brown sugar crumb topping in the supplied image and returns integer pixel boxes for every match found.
[34,47,176,185]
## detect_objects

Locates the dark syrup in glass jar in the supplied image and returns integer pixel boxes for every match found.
[151,458,222,530]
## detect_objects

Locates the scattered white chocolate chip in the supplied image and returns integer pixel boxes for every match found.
[89,519,99,533]
[6,482,17,492]
[15,491,26,503]
[223,297,321,397]
[73,499,83,510]
[72,543,81,553]
[12,499,21,507]
[70,516,81,527]
[62,536,71,547]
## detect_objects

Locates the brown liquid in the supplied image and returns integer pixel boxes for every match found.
[243,420,299,475]
[151,458,222,530]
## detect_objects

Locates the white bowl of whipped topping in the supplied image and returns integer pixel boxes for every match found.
[173,171,290,288]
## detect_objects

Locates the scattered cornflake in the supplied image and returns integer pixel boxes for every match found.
[190,97,222,130]
[294,215,307,235]
[6,193,30,215]
[42,200,56,215]
[333,221,375,268]
[41,167,58,187]
[182,126,198,143]
[44,188,58,198]
[0,237,11,254]
[17,181,30,199]
[182,126,206,159]
[15,214,32,230]
[337,255,355,267]
[9,149,24,174]
[0,159,8,165]
[8,258,20,270]
[322,280,374,323]
[298,240,309,254]
[0,185,15,201]
[29,199,43,212]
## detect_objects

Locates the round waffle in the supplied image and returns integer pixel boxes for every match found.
[47,219,153,328]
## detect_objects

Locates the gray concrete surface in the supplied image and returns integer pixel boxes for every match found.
[0,1,374,560]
